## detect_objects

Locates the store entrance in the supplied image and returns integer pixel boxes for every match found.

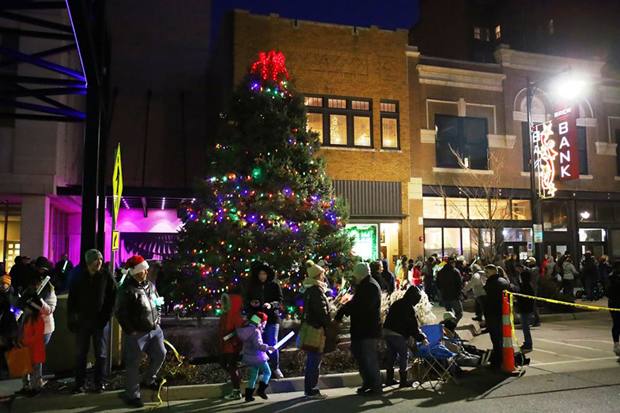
[504,242,528,260]
[544,243,568,258]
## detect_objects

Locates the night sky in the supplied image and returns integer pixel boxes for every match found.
[211,0,420,46]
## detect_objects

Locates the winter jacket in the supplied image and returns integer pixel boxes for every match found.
[303,284,331,329]
[411,267,422,287]
[484,274,510,321]
[562,262,578,280]
[608,272,620,309]
[245,271,283,325]
[464,271,487,298]
[383,287,425,341]
[22,315,45,364]
[218,294,244,354]
[67,265,117,330]
[22,281,56,335]
[236,324,269,366]
[516,273,535,314]
[335,276,382,340]
[372,273,388,292]
[381,270,396,293]
[115,276,161,334]
[436,265,463,301]
[581,257,598,280]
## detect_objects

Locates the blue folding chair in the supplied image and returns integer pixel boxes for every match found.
[412,324,458,390]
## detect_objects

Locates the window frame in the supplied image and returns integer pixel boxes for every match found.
[577,126,588,175]
[304,93,373,149]
[380,99,400,150]
[435,114,489,170]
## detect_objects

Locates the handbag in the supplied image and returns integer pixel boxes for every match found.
[297,322,326,353]
[5,346,32,378]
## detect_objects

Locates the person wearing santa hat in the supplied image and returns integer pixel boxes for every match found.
[115,255,166,409]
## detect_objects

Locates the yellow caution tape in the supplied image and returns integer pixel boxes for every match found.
[151,339,184,409]
[504,290,620,312]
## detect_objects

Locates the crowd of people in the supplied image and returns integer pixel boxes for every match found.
[2,247,620,407]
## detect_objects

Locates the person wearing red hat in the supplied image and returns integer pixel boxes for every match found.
[115,255,166,409]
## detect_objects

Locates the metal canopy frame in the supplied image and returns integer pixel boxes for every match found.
[0,0,109,258]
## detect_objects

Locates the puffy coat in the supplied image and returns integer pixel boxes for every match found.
[436,265,463,301]
[562,262,578,280]
[484,274,510,321]
[67,265,117,330]
[218,294,244,354]
[383,287,425,340]
[335,276,382,340]
[236,324,269,366]
[115,276,161,334]
[245,265,283,325]
[22,315,45,364]
[303,284,331,329]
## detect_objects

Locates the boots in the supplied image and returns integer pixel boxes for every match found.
[384,369,399,386]
[399,370,412,388]
[244,387,255,402]
[256,382,269,400]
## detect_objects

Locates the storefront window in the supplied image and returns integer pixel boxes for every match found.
[511,200,531,220]
[424,227,443,257]
[502,228,532,242]
[579,228,606,242]
[490,199,511,220]
[462,228,472,260]
[345,224,378,260]
[468,198,489,220]
[0,204,21,272]
[542,201,568,231]
[443,227,461,256]
[597,203,614,222]
[423,197,445,219]
[353,116,371,147]
[446,198,468,219]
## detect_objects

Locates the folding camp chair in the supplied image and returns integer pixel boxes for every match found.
[411,324,458,390]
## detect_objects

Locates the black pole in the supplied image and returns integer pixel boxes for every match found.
[2,202,8,266]
[81,85,101,258]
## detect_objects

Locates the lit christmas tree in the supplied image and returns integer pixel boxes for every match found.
[175,51,353,317]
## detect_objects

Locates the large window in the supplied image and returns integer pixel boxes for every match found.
[435,114,488,169]
[0,204,21,272]
[424,227,486,260]
[577,126,588,175]
[305,95,373,148]
[542,201,568,231]
[511,200,532,220]
[423,197,531,221]
[423,197,445,219]
[380,100,399,149]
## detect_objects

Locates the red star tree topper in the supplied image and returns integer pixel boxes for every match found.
[250,50,290,83]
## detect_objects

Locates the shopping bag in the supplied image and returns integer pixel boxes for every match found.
[297,322,326,353]
[323,320,340,353]
[5,346,32,378]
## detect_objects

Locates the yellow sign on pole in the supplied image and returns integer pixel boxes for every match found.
[112,143,123,222]
[112,230,120,251]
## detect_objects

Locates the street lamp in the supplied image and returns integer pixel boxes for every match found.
[526,70,589,264]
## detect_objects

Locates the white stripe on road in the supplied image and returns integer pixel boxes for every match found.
[531,348,587,359]
[537,338,609,352]
[530,356,618,367]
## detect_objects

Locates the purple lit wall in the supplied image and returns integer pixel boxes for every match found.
[104,208,182,264]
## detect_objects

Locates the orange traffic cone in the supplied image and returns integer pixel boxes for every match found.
[501,291,517,374]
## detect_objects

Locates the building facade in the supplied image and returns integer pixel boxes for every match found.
[225,10,415,266]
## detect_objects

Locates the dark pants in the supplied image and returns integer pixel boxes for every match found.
[350,339,381,392]
[486,317,503,368]
[474,296,484,319]
[124,326,166,399]
[584,277,596,300]
[75,325,106,387]
[611,311,620,343]
[444,299,463,324]
[220,353,241,389]
[304,351,322,395]
[562,279,574,297]
[384,334,408,375]
[263,323,279,371]
[520,312,533,348]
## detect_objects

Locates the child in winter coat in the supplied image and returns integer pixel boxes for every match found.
[236,312,275,402]
[218,292,245,400]
[20,298,46,396]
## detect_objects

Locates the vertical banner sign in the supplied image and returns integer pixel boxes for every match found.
[554,105,579,180]
[532,121,558,199]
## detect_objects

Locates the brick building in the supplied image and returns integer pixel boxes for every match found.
[220,10,414,266]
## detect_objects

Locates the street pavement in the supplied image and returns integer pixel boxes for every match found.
[4,308,620,413]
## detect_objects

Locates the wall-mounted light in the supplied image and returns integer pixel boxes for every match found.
[579,210,591,220]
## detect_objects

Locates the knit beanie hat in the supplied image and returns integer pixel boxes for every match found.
[125,255,149,275]
[484,264,498,275]
[352,262,370,283]
[84,249,103,265]
[250,312,268,325]
[306,260,325,280]
[0,274,10,286]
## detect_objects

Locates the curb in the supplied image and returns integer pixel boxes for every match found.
[538,310,608,323]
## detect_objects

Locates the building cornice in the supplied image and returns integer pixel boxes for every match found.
[494,46,605,77]
[417,64,505,92]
